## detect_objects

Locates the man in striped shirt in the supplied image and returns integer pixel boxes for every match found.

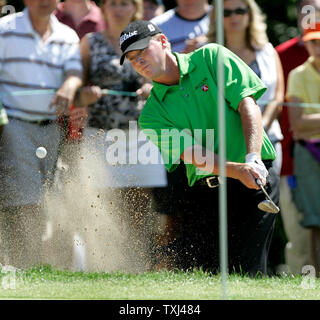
[0,0,83,268]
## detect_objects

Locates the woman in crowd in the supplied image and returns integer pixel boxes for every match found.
[187,0,284,173]
[208,0,284,175]
[180,0,284,273]
[287,23,320,275]
[74,0,167,271]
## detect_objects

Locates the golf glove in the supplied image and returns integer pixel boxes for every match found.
[245,152,268,179]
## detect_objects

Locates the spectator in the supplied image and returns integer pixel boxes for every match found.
[214,1,285,274]
[207,0,284,176]
[54,0,106,143]
[275,0,319,275]
[120,20,279,275]
[53,0,106,186]
[39,1,105,271]
[0,0,82,268]
[143,0,164,21]
[73,0,167,271]
[55,0,105,39]
[151,0,211,53]
[287,22,320,275]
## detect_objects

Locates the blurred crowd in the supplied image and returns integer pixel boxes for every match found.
[0,0,319,277]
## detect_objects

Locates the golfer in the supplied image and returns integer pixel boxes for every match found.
[119,20,279,275]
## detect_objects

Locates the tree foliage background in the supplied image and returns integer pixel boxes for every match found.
[4,0,301,47]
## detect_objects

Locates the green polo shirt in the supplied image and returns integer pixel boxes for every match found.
[139,43,276,186]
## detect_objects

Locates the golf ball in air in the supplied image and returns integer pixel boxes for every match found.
[36,147,47,159]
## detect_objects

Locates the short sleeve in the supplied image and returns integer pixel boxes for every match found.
[205,45,267,110]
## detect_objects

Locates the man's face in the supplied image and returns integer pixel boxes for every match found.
[24,0,59,18]
[304,38,320,59]
[126,37,165,80]
[103,0,137,32]
[143,0,162,21]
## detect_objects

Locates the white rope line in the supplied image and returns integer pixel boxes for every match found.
[259,100,320,108]
[0,88,137,98]
[1,90,317,107]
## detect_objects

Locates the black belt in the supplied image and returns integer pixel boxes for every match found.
[194,160,273,188]
[194,176,220,188]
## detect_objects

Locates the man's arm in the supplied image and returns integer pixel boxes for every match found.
[181,145,262,190]
[238,96,263,155]
[238,96,269,185]
[181,96,268,189]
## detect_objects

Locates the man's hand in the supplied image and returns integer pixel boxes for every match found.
[181,145,265,190]
[50,87,73,116]
[79,86,102,106]
[50,75,82,116]
[227,162,264,190]
[245,152,268,185]
[136,82,153,99]
[182,35,208,53]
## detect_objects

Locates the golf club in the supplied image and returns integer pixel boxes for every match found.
[256,178,280,214]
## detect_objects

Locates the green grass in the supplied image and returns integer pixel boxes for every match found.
[0,266,319,300]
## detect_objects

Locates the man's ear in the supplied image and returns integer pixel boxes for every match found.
[159,34,168,47]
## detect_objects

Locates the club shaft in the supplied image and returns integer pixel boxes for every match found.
[260,184,274,203]
[256,179,279,209]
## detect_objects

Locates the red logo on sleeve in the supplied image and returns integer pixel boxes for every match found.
[201,84,209,92]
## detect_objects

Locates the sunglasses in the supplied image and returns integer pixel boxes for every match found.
[223,7,249,17]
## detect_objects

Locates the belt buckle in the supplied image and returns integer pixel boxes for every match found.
[206,176,219,188]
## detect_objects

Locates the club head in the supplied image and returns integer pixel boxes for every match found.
[258,200,280,214]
